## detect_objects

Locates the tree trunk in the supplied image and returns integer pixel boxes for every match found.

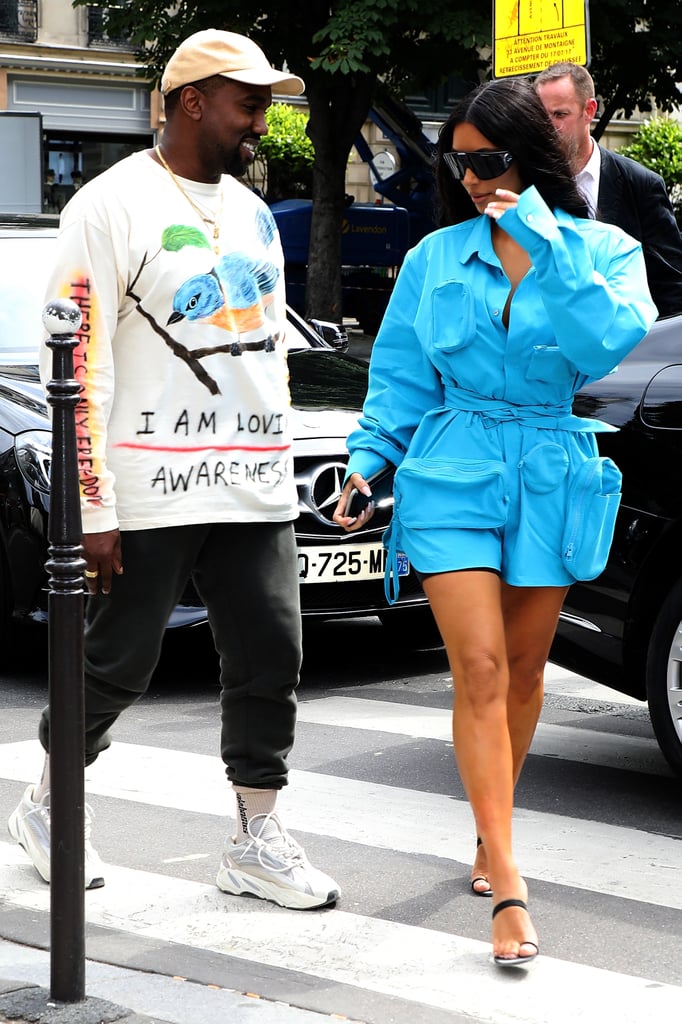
[304,72,375,321]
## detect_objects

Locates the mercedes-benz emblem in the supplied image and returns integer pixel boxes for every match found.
[309,462,348,522]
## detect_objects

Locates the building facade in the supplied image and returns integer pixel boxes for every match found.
[0,2,467,212]
[0,0,156,211]
[0,3,672,214]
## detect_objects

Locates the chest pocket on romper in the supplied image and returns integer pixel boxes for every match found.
[527,345,577,384]
[394,457,510,528]
[415,281,476,353]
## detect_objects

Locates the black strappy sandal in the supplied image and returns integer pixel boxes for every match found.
[471,836,493,897]
[492,898,539,967]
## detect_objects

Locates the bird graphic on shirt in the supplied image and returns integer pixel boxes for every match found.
[168,253,279,348]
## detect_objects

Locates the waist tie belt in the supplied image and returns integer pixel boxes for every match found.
[441,383,617,433]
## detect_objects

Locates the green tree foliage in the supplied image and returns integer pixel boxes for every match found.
[586,1,682,139]
[76,1,682,318]
[620,117,682,220]
[254,103,315,202]
[74,1,488,321]
[620,117,682,186]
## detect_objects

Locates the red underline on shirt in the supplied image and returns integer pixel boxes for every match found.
[115,442,292,453]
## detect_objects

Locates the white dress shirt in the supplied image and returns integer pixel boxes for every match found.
[575,138,601,217]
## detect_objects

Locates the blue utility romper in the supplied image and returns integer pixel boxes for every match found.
[344,187,658,599]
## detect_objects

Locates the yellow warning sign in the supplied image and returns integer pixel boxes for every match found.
[493,1,590,79]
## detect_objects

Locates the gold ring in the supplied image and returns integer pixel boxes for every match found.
[84,569,99,579]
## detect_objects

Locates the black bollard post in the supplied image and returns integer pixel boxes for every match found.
[43,298,87,1002]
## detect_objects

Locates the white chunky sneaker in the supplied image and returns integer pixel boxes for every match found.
[216,811,340,910]
[8,785,105,890]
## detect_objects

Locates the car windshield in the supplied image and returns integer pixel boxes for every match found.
[0,232,57,363]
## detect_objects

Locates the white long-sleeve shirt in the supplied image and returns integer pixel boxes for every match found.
[40,150,298,534]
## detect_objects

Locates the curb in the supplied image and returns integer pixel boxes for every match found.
[0,979,170,1024]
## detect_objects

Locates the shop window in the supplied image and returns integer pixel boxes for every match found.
[43,131,153,209]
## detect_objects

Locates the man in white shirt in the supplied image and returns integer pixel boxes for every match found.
[535,61,682,316]
[8,28,340,913]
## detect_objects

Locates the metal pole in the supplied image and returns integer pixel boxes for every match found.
[43,298,86,1002]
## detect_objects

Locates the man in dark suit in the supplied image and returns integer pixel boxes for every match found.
[535,61,682,317]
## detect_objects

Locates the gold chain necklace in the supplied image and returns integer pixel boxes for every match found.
[156,146,223,253]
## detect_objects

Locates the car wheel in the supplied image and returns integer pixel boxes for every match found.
[378,605,443,649]
[645,578,682,779]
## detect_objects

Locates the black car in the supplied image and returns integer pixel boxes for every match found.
[0,214,439,662]
[7,216,682,776]
[551,311,682,778]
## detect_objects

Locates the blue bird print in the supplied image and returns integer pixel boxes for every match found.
[255,206,276,249]
[168,252,279,341]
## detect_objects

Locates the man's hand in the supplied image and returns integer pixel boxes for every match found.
[82,529,123,595]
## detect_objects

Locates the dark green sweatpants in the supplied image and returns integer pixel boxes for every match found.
[39,522,302,789]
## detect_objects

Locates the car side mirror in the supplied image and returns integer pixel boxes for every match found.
[308,318,349,353]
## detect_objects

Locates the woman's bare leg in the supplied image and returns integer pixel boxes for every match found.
[423,571,567,960]
[472,582,569,892]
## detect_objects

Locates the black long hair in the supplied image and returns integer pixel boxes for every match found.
[434,77,589,227]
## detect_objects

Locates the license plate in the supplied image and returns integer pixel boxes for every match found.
[298,543,409,583]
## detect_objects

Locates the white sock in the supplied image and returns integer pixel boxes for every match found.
[32,755,50,803]
[232,786,277,842]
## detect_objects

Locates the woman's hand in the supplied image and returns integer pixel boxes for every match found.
[333,473,375,533]
[484,188,520,220]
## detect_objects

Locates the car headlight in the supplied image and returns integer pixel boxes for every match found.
[15,429,52,494]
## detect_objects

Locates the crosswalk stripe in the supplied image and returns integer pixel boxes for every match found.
[543,662,645,706]
[0,846,679,1024]
[0,739,679,909]
[296,696,671,777]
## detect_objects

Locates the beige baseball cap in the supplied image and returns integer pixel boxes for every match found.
[161,29,305,96]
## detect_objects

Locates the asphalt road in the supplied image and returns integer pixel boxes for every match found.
[0,616,680,1024]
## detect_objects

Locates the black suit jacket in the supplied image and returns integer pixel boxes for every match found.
[596,145,682,317]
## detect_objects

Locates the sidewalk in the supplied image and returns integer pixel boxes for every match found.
[0,939,363,1024]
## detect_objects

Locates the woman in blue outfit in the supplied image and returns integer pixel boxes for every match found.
[333,78,657,967]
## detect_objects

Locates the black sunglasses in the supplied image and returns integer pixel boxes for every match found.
[442,150,514,181]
